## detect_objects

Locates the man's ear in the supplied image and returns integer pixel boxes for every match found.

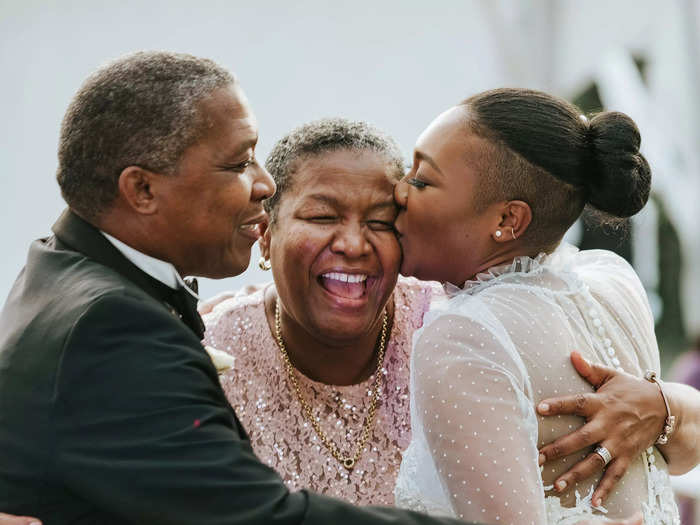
[258,218,272,259]
[117,166,158,214]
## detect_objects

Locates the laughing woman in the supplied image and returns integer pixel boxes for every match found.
[202,119,440,506]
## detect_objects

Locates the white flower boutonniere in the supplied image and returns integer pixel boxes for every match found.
[204,345,235,374]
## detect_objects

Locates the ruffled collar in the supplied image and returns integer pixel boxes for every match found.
[443,242,580,297]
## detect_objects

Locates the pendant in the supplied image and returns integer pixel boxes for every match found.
[343,458,355,469]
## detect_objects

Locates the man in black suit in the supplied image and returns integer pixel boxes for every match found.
[0,51,471,525]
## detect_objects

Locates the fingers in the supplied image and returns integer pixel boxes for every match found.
[550,447,609,493]
[539,422,602,463]
[592,457,631,507]
[537,391,599,418]
[0,513,41,525]
[570,351,615,390]
[549,447,633,507]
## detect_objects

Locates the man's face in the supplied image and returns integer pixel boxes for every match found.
[154,84,275,278]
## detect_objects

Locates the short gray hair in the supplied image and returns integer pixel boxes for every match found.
[264,117,404,222]
[56,51,235,221]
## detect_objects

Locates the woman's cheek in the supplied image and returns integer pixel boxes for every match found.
[377,234,402,278]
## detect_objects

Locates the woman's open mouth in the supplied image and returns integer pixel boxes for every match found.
[318,272,373,300]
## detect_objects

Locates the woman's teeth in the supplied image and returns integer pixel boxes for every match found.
[321,272,368,283]
[319,272,370,300]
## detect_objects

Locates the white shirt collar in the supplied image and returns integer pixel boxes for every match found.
[100,231,198,299]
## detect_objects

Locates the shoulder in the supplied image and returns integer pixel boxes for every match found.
[413,312,533,404]
[9,240,166,342]
[202,283,268,321]
[68,283,178,345]
[65,290,201,356]
[574,247,637,277]
[198,282,270,315]
[202,284,268,330]
[37,236,157,303]
[395,275,443,300]
[201,283,271,359]
[393,276,444,329]
[546,244,638,287]
[418,311,499,350]
[416,293,531,380]
[58,290,215,400]
[572,248,651,312]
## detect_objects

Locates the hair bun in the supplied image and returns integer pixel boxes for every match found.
[585,111,651,218]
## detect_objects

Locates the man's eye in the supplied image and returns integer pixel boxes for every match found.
[308,216,337,223]
[407,177,427,189]
[367,221,395,232]
[227,158,255,172]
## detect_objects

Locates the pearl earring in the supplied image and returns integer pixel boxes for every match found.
[495,230,502,238]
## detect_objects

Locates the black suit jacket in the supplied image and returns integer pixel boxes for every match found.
[0,209,468,525]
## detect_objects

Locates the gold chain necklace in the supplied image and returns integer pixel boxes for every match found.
[274,298,388,470]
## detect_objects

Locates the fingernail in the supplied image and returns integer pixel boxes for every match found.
[538,453,546,465]
[555,479,567,491]
[538,402,549,413]
[30,522,41,525]
[593,497,602,507]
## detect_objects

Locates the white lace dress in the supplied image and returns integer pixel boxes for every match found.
[394,244,679,525]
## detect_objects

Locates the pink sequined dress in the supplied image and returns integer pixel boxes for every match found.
[202,276,439,506]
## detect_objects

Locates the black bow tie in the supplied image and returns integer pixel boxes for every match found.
[184,277,198,295]
[167,278,205,340]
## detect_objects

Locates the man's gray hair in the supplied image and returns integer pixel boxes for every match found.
[56,51,235,221]
[264,117,404,222]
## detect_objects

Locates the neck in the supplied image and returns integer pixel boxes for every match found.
[99,211,184,274]
[264,287,393,386]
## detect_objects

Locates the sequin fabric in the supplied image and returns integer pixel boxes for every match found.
[395,244,679,525]
[202,276,438,505]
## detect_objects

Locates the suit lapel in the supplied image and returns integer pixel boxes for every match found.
[51,209,245,437]
[51,209,193,331]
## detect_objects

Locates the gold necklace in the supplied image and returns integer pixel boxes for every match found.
[274,298,388,470]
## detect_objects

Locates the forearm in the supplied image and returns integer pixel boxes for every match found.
[658,381,700,475]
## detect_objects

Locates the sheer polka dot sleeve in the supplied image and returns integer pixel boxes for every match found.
[411,312,545,525]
